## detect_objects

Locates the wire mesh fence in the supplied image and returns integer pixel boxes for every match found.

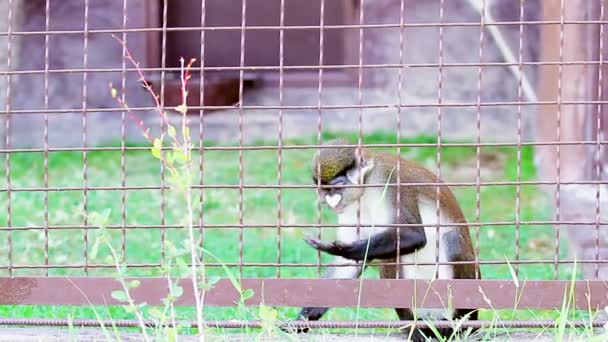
[0,0,607,333]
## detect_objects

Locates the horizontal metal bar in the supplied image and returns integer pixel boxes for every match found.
[1,180,606,193]
[0,220,605,232]
[0,19,606,37]
[3,100,608,115]
[1,140,608,154]
[1,60,606,76]
[0,259,607,271]
[0,277,606,310]
[0,318,602,330]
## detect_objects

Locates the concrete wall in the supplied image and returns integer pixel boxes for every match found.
[6,0,152,149]
[0,0,22,149]
[3,0,542,148]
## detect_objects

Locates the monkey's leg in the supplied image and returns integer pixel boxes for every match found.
[304,227,426,262]
[285,256,363,333]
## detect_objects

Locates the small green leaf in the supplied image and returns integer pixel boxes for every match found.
[124,304,138,313]
[208,276,221,286]
[127,280,141,289]
[165,240,178,256]
[89,240,100,260]
[111,290,128,303]
[175,258,189,277]
[166,151,175,164]
[199,277,220,291]
[111,87,118,98]
[148,307,164,320]
[242,288,254,301]
[151,146,161,160]
[259,304,277,322]
[151,138,163,159]
[171,284,184,298]
[174,150,187,163]
[168,125,176,138]
[175,104,188,114]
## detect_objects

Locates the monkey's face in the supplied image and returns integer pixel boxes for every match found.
[313,153,373,213]
[315,169,365,213]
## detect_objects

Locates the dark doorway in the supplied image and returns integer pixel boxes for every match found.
[165,0,351,68]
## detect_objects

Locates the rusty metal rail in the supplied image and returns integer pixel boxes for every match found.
[0,318,604,330]
[0,277,606,310]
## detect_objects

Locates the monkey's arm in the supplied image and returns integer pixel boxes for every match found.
[285,225,368,334]
[304,227,426,262]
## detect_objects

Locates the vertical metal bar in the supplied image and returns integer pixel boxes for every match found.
[474,0,486,280]
[4,0,13,277]
[120,0,128,264]
[197,0,208,324]
[554,0,565,280]
[435,0,446,279]
[81,0,90,275]
[356,0,364,242]
[199,0,207,274]
[515,0,526,277]
[276,0,285,278]
[43,0,51,276]
[160,0,168,269]
[238,0,247,278]
[595,0,605,280]
[395,0,406,279]
[355,0,365,331]
[315,0,326,278]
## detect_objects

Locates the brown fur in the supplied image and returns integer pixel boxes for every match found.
[368,150,479,281]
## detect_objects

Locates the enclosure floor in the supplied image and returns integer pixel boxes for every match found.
[0,328,580,341]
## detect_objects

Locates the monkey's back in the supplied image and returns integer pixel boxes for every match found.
[370,151,479,281]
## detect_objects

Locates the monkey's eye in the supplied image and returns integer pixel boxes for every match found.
[328,176,347,187]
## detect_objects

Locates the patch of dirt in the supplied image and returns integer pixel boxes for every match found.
[427,150,508,182]
[0,328,588,342]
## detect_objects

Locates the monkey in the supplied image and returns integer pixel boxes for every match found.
[285,139,480,341]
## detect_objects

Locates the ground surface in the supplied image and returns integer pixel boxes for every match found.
[0,328,576,342]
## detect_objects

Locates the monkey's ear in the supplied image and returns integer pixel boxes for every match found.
[346,154,374,184]
[360,157,375,177]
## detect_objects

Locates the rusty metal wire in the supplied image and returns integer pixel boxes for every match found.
[0,258,605,271]
[119,0,128,265]
[5,100,608,115]
[4,0,14,278]
[3,19,608,36]
[0,0,607,332]
[159,0,169,273]
[595,0,606,281]
[2,60,608,76]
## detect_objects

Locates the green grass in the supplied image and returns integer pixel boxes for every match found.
[0,131,578,330]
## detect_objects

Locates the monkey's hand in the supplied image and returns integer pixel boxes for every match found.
[304,236,354,259]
